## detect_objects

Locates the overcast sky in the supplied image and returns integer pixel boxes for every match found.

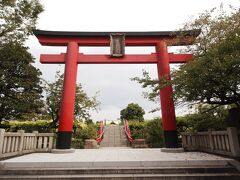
[26,0,240,121]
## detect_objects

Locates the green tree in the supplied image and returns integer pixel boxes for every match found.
[0,42,43,121]
[133,7,240,108]
[120,103,145,121]
[0,0,43,44]
[44,72,100,128]
[177,105,228,132]
[0,0,44,122]
[174,8,240,107]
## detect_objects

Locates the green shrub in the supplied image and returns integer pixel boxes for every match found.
[0,120,53,132]
[176,116,192,133]
[73,124,98,149]
[144,118,164,148]
[0,121,10,130]
[75,124,97,140]
[71,139,84,149]
[128,119,164,148]
[128,120,145,139]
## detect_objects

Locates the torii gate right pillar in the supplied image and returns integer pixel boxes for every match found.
[156,41,178,148]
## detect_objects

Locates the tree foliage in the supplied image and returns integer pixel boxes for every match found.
[0,0,44,122]
[176,105,228,132]
[174,7,240,106]
[44,72,100,128]
[0,0,43,44]
[120,103,145,121]
[133,7,240,108]
[0,42,43,121]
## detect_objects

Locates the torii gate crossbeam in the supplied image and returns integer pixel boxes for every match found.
[34,30,200,149]
[40,53,192,64]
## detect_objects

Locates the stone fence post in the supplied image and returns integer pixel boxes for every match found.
[227,127,240,157]
[208,129,214,152]
[18,130,25,153]
[0,129,5,155]
[33,131,38,150]
[181,134,187,148]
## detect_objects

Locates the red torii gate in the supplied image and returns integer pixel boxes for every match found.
[34,30,200,149]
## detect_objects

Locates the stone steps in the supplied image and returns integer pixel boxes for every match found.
[100,125,128,147]
[1,174,240,180]
[0,166,237,175]
[1,148,240,179]
[0,166,239,179]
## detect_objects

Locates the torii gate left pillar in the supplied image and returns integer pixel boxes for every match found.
[56,42,79,148]
[34,30,200,149]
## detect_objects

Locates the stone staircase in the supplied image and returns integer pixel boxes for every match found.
[0,165,239,179]
[100,124,128,147]
[1,148,240,179]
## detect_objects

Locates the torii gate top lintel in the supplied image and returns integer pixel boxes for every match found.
[33,29,200,46]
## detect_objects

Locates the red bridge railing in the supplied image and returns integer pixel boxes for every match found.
[96,121,104,143]
[124,119,133,142]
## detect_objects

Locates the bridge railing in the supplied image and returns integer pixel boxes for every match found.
[96,121,104,143]
[0,129,54,159]
[181,127,240,157]
[124,119,133,142]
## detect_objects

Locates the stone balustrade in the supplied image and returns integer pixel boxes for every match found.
[0,129,55,159]
[181,127,240,157]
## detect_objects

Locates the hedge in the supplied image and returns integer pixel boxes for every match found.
[0,120,53,133]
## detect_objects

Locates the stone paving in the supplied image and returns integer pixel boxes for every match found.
[0,148,235,169]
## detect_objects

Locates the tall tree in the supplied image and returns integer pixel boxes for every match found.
[44,72,100,128]
[173,7,240,107]
[0,42,43,121]
[133,7,240,108]
[0,0,44,122]
[120,103,145,121]
[0,0,43,44]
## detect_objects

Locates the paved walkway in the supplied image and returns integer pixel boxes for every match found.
[0,148,236,169]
